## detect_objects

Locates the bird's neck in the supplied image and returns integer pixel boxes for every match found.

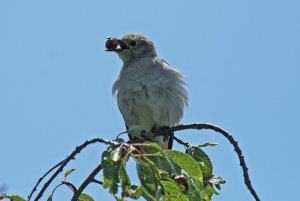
[123,56,156,69]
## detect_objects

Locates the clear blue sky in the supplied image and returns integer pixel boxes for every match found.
[1,1,299,200]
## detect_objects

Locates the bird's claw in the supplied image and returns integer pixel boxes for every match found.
[160,126,173,142]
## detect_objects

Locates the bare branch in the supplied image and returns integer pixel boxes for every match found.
[91,178,103,185]
[33,138,118,201]
[71,163,102,201]
[28,159,69,200]
[170,123,260,201]
[170,134,190,149]
[49,181,77,199]
[62,181,78,192]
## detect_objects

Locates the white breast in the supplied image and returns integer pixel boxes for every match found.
[113,57,188,146]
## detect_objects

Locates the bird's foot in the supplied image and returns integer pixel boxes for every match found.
[127,125,154,144]
[160,126,174,143]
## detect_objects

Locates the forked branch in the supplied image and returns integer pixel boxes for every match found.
[30,138,118,201]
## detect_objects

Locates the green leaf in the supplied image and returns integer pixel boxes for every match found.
[142,156,161,180]
[185,177,202,201]
[166,150,203,190]
[78,193,95,201]
[139,143,180,175]
[129,185,143,199]
[111,147,123,162]
[136,143,163,158]
[209,177,225,185]
[64,168,75,179]
[160,181,189,201]
[210,176,225,193]
[101,150,113,188]
[101,147,123,194]
[200,183,215,201]
[136,158,161,200]
[119,163,131,193]
[198,143,218,147]
[187,146,213,181]
[114,196,126,201]
[3,195,27,201]
[47,195,53,201]
[188,146,224,199]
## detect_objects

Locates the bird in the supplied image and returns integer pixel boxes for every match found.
[106,33,188,149]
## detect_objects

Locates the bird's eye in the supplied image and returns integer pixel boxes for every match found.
[129,41,136,46]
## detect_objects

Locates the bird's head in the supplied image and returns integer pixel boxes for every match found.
[105,33,157,63]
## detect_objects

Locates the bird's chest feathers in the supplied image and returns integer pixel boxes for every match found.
[115,59,169,119]
[118,60,163,94]
[112,57,186,130]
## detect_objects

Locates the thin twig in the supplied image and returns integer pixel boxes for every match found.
[62,181,78,192]
[91,178,138,191]
[28,159,68,200]
[33,138,118,201]
[170,123,260,201]
[71,163,103,201]
[50,181,77,199]
[171,134,190,149]
[50,183,64,198]
[91,178,103,185]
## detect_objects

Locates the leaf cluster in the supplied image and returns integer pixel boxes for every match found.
[101,142,224,201]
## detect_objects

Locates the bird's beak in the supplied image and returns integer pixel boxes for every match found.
[116,39,129,50]
[105,37,129,52]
